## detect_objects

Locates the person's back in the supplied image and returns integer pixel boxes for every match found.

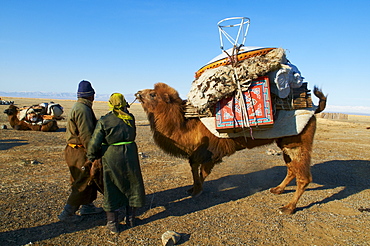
[94,111,136,144]
[66,97,97,148]
[87,93,145,233]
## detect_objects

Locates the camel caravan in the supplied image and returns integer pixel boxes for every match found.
[136,17,327,214]
[4,102,63,132]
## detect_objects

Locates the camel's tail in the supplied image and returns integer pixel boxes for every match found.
[313,86,327,114]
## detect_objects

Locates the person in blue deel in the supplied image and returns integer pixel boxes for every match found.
[87,93,145,234]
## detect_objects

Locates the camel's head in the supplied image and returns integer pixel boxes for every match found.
[135,83,183,113]
[4,104,19,116]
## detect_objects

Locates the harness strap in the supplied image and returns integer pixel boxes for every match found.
[102,141,133,146]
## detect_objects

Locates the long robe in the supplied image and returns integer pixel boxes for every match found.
[87,111,145,211]
[65,98,99,206]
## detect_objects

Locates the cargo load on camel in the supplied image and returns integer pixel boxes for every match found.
[18,102,64,124]
[3,102,63,132]
[185,17,315,137]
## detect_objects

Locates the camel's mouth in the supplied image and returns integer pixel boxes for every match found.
[3,109,14,115]
[4,105,19,115]
[134,92,142,102]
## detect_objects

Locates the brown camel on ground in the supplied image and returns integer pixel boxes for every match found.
[136,82,327,214]
[4,104,59,132]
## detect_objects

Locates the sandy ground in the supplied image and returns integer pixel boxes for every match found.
[0,97,369,246]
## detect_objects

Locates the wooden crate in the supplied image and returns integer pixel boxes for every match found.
[273,82,312,110]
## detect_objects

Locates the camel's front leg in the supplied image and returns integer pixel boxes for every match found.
[200,162,216,184]
[187,162,203,197]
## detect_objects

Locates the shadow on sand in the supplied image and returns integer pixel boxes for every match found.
[56,127,66,132]
[0,139,28,150]
[0,214,107,246]
[142,160,370,222]
[0,160,369,245]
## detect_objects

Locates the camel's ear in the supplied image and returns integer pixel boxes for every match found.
[163,93,171,103]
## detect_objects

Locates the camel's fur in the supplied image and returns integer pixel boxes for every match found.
[4,104,59,132]
[136,83,327,214]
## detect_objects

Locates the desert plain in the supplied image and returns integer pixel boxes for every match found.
[0,97,369,246]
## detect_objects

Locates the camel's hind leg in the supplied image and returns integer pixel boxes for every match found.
[272,117,316,214]
[41,121,59,132]
[269,153,296,195]
[275,146,312,214]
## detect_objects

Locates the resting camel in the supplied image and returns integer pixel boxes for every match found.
[136,82,327,214]
[4,104,59,132]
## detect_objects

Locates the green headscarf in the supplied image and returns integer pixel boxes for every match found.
[108,93,133,127]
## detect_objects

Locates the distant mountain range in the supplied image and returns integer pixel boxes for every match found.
[0,91,137,103]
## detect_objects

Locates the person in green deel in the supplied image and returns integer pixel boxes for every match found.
[87,93,145,234]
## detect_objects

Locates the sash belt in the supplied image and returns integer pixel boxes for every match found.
[68,143,84,148]
[102,141,133,146]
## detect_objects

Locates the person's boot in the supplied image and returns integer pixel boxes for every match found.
[106,211,120,234]
[80,203,104,215]
[58,204,82,223]
[125,206,137,228]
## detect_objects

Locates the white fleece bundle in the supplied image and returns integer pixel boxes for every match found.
[187,48,286,112]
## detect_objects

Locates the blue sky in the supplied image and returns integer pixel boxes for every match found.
[1,0,370,114]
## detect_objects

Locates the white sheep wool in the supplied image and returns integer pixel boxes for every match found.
[187,48,286,112]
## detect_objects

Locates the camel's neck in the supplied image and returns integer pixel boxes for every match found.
[146,103,190,158]
[151,103,185,136]
[8,114,19,128]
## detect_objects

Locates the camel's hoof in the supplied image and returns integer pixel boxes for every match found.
[186,187,193,195]
[278,206,295,215]
[269,187,284,195]
[187,187,203,197]
[191,190,203,198]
